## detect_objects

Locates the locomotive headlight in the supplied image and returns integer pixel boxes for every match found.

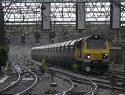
[86,54,91,59]
[87,55,91,59]
[103,53,108,59]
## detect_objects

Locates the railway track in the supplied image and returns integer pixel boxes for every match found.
[0,48,38,95]
[47,67,97,95]
[46,62,125,93]
[108,70,125,78]
[54,75,74,95]
[0,72,21,94]
[91,69,125,90]
[50,65,125,91]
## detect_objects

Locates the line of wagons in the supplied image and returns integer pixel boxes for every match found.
[31,37,85,65]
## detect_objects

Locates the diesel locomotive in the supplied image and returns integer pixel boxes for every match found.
[31,35,110,73]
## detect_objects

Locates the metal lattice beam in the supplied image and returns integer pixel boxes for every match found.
[2,0,125,33]
[2,0,125,3]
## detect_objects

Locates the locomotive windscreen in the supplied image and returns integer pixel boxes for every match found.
[87,39,106,49]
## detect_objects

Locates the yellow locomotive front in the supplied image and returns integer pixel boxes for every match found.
[83,35,110,73]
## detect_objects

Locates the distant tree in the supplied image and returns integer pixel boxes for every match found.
[0,46,8,73]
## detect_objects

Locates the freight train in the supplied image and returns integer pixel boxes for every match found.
[31,35,110,73]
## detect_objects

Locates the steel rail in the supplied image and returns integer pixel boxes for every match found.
[55,75,74,95]
[0,72,21,94]
[15,71,38,95]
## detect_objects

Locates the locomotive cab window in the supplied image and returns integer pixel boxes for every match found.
[87,39,106,49]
